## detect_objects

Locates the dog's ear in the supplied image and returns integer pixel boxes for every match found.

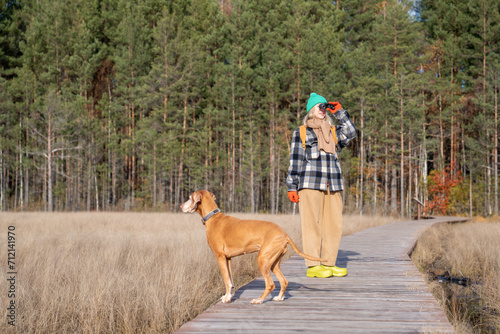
[193,191,201,203]
[209,192,216,201]
[192,191,202,205]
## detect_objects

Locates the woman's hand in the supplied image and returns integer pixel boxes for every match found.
[327,101,342,113]
[287,191,299,203]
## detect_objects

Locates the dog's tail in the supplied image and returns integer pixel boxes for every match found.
[286,236,327,262]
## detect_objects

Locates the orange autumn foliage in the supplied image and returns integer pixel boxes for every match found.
[426,164,463,215]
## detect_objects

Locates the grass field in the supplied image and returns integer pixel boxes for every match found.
[0,211,397,333]
[411,219,500,333]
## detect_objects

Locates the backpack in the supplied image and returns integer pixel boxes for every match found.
[299,125,338,150]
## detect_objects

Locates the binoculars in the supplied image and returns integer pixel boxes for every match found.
[318,103,335,110]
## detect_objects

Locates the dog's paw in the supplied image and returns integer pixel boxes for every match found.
[220,294,232,303]
[272,295,285,301]
[250,298,263,304]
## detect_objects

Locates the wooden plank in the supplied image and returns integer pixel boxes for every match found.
[175,216,468,333]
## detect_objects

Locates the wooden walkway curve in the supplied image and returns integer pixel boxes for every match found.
[176,216,469,333]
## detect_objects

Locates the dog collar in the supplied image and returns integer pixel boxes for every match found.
[201,208,221,224]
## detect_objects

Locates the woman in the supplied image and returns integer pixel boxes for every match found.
[286,92,357,278]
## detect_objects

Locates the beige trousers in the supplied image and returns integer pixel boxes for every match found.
[298,189,343,267]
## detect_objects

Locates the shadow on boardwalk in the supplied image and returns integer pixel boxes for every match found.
[232,249,361,302]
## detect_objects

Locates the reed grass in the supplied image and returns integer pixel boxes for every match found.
[0,212,397,333]
[411,219,500,333]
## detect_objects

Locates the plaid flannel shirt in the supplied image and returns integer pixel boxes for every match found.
[286,109,357,193]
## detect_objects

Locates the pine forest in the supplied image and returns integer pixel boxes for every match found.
[0,0,499,217]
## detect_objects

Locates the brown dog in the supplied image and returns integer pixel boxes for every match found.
[180,190,325,304]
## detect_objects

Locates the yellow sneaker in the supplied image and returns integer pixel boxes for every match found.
[306,265,333,278]
[321,265,347,277]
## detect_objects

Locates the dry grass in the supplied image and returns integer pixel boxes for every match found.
[411,220,500,333]
[0,212,397,333]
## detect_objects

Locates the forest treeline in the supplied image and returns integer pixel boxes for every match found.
[0,0,499,216]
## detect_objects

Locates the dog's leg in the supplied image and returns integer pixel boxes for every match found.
[271,251,288,301]
[216,255,234,303]
[227,258,234,292]
[251,250,278,304]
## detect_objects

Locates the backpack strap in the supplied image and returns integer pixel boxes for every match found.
[299,125,307,150]
[331,125,338,145]
[299,125,338,150]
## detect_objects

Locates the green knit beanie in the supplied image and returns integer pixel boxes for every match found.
[306,93,327,112]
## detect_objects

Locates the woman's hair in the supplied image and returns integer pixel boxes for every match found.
[302,106,334,126]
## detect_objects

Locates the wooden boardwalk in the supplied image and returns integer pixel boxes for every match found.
[176,216,469,333]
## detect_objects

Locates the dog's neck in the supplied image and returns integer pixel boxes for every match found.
[196,202,221,225]
[200,208,221,225]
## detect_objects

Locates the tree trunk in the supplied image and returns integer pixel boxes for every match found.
[494,70,498,216]
[384,119,389,215]
[65,157,70,210]
[470,155,473,219]
[95,172,99,211]
[296,63,301,121]
[25,150,29,209]
[391,166,397,215]
[422,114,429,208]
[153,143,157,207]
[360,99,364,216]
[276,148,281,213]
[1,150,4,211]
[270,97,276,214]
[176,94,188,210]
[250,111,255,213]
[408,130,412,219]
[87,157,92,211]
[481,3,491,216]
[47,109,53,212]
[231,74,236,212]
[400,74,404,217]
[18,143,23,209]
[373,155,377,215]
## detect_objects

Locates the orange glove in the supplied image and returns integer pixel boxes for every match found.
[287,191,299,203]
[326,101,342,113]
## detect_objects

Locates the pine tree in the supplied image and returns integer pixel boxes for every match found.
[367,0,424,216]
